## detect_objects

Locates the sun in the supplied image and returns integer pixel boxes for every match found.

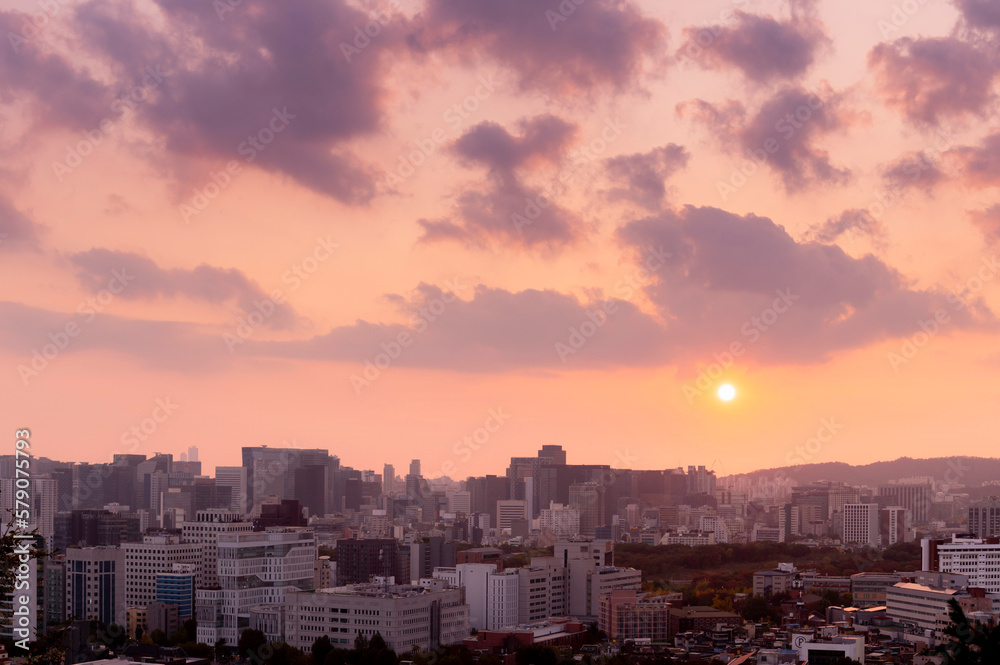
[717,383,737,402]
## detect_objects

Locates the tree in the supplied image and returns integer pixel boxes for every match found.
[515,645,558,665]
[354,634,369,652]
[177,642,214,659]
[215,638,231,663]
[312,635,334,665]
[938,598,1000,664]
[150,629,169,647]
[238,629,267,661]
[369,633,387,652]
[741,594,778,623]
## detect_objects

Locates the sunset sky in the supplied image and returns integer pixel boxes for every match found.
[3,0,1000,480]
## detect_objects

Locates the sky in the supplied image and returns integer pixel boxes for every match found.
[2,0,1000,480]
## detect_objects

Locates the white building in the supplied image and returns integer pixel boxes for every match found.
[448,491,471,515]
[842,503,880,548]
[66,546,126,626]
[886,578,968,643]
[196,528,317,646]
[798,635,865,663]
[433,564,518,630]
[1,477,57,546]
[931,536,1000,593]
[660,531,716,546]
[180,509,253,587]
[124,535,202,609]
[540,503,581,538]
[284,581,469,652]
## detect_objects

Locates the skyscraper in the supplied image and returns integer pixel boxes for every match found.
[968,498,1000,538]
[410,459,421,477]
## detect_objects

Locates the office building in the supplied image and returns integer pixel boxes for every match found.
[196,528,317,645]
[842,503,880,547]
[598,589,676,641]
[930,535,1000,593]
[496,500,528,532]
[285,581,469,652]
[880,506,910,546]
[124,536,202,609]
[851,572,903,608]
[968,498,1000,539]
[147,601,180,638]
[335,538,397,586]
[155,563,197,619]
[539,503,581,538]
[215,466,249,513]
[66,546,126,626]
[180,509,253,587]
[568,483,605,536]
[879,484,931,524]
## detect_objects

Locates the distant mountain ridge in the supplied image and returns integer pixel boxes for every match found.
[724,456,1000,488]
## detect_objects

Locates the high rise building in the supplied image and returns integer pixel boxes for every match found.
[968,498,1000,538]
[540,503,581,538]
[878,484,931,524]
[842,504,880,548]
[335,538,397,586]
[155,563,197,620]
[1,477,57,547]
[241,446,331,515]
[383,464,395,495]
[124,535,202,609]
[54,510,142,553]
[66,546,126,626]
[569,483,606,536]
[496,500,528,532]
[410,459,421,477]
[215,466,249,513]
[180,509,253,587]
[880,506,910,547]
[196,528,317,646]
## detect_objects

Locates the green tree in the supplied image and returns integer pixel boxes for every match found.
[215,638,231,663]
[150,629,169,647]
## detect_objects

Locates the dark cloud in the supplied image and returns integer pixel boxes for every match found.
[0,301,227,374]
[680,86,852,192]
[617,205,992,363]
[881,150,947,193]
[420,115,585,250]
[969,205,1000,243]
[681,5,829,83]
[807,208,887,250]
[0,195,44,252]
[0,12,113,132]
[948,131,1000,187]
[868,37,998,126]
[604,144,690,210]
[408,0,666,95]
[5,0,396,205]
[955,0,1000,32]
[256,283,669,371]
[67,249,297,330]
